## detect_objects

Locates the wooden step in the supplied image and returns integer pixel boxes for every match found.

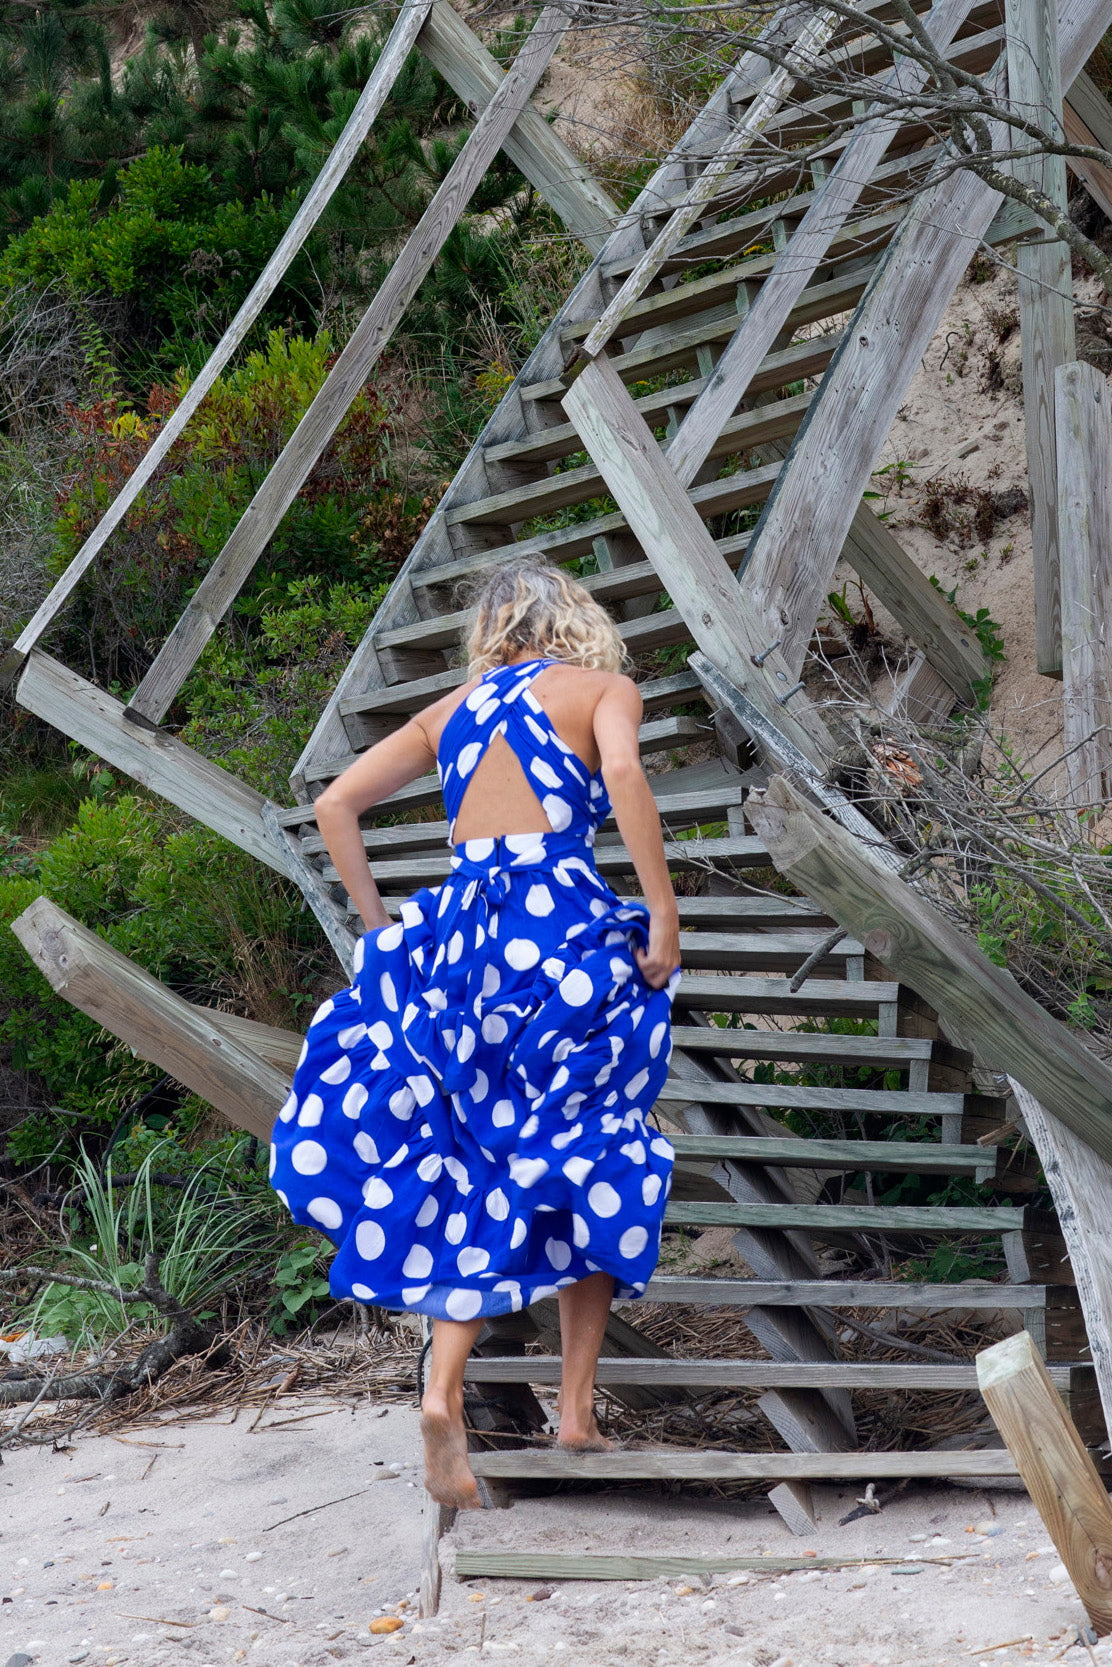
[470,1449,1020,1481]
[671,975,898,1018]
[668,1027,968,1072]
[669,1133,993,1178]
[638,1276,1053,1309]
[669,928,864,971]
[658,1080,964,1121]
[663,1202,1025,1233]
[334,667,703,732]
[464,1358,1079,1391]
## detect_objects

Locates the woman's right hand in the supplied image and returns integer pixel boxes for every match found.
[634,909,681,989]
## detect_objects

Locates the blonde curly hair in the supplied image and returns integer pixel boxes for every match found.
[463,559,626,675]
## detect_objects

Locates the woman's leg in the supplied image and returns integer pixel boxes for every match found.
[421,1316,485,1508]
[556,1271,615,1451]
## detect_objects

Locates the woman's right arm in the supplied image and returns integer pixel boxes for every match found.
[593,677,680,989]
[312,718,437,933]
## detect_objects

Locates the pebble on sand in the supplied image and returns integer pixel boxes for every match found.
[369,1616,404,1634]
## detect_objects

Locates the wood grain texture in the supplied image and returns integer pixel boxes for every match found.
[126,4,571,727]
[664,1201,1024,1231]
[261,801,356,976]
[16,652,284,874]
[746,774,1112,1165]
[1063,70,1112,217]
[1055,360,1112,804]
[639,1276,1052,1307]
[470,1448,1020,1479]
[453,1551,976,1579]
[739,0,1110,676]
[464,1356,1076,1389]
[669,1133,991,1176]
[1010,1080,1112,1445]
[1007,0,1075,677]
[978,1329,1112,1632]
[10,897,288,1140]
[0,0,434,686]
[562,355,836,770]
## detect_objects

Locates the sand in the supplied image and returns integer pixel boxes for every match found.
[2,1398,1108,1667]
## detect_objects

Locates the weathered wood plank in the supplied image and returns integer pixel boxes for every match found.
[125,4,571,727]
[1010,1080,1112,1447]
[668,1135,989,1176]
[640,1276,1051,1307]
[746,774,1112,1165]
[739,0,1111,676]
[978,1330,1112,1629]
[10,897,288,1142]
[669,1027,941,1067]
[563,354,837,771]
[453,1551,980,1580]
[415,0,616,252]
[665,1201,1024,1231]
[1007,0,1076,677]
[0,0,434,688]
[1054,360,1112,805]
[261,801,355,976]
[658,1081,963,1118]
[465,1356,1076,1389]
[470,1448,1021,1480]
[16,652,285,874]
[1063,69,1112,218]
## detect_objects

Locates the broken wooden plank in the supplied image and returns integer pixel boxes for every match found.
[1009,1080,1112,1446]
[125,4,572,727]
[978,1329,1112,1632]
[0,0,434,690]
[16,652,285,874]
[562,354,837,772]
[10,897,288,1141]
[454,1550,978,1579]
[1054,359,1112,805]
[1006,0,1075,677]
[746,774,1112,1166]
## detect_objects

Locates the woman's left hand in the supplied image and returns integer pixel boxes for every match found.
[634,910,680,989]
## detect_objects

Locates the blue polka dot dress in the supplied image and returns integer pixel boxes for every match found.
[270,659,679,1321]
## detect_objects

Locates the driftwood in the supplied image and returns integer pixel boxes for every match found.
[0,1253,231,1410]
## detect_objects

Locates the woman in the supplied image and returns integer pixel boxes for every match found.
[270,560,681,1510]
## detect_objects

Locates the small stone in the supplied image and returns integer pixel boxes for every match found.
[796,1571,823,1583]
[907,1535,927,1544]
[1048,1563,1071,1585]
[701,1598,717,1610]
[890,1565,925,1576]
[68,1654,90,1664]
[266,1497,287,1506]
[244,1552,263,1563]
[209,1605,232,1622]
[726,1574,750,1587]
[96,1581,113,1591]
[975,1521,1003,1537]
[7,1655,36,1667]
[219,1569,238,1579]
[526,1587,553,1602]
[369,1617,404,1635]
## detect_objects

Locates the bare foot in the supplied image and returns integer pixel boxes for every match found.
[420,1402,482,1509]
[555,1415,613,1453]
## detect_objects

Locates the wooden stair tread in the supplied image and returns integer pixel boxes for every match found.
[463,1358,1080,1390]
[470,1449,1021,1480]
[667,1028,965,1068]
[669,1134,991,1175]
[671,975,898,1016]
[318,832,772,887]
[659,1080,963,1118]
[638,1277,1054,1308]
[664,1202,1024,1231]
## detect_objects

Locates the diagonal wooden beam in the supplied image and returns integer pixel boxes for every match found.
[124,4,573,730]
[0,0,434,690]
[738,0,1112,677]
[561,354,838,772]
[1063,68,1112,218]
[11,897,293,1142]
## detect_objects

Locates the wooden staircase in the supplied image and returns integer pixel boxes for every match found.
[9,0,1112,1609]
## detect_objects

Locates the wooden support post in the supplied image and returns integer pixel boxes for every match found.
[420,1496,455,1617]
[1054,360,1112,806]
[0,0,434,691]
[11,897,291,1141]
[1006,0,1076,678]
[125,4,572,728]
[745,774,1112,1166]
[561,355,837,773]
[977,1330,1112,1635]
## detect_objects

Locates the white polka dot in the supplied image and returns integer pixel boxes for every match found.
[649,1022,668,1058]
[466,682,491,711]
[458,1246,489,1276]
[297,1093,325,1126]
[545,1238,572,1271]
[562,1156,594,1187]
[493,1280,523,1310]
[445,1289,483,1320]
[308,1196,342,1230]
[342,1081,368,1119]
[642,1174,662,1206]
[530,757,563,790]
[362,1177,393,1208]
[356,1220,386,1261]
[456,1025,476,1062]
[445,1211,467,1244]
[572,1213,591,1249]
[559,968,594,1008]
[504,938,540,971]
[457,740,482,777]
[588,1181,621,1217]
[417,1154,443,1183]
[353,1131,379,1164]
[384,1142,409,1169]
[411,1076,436,1107]
[491,1099,515,1128]
[368,1020,393,1050]
[447,931,464,964]
[278,1092,297,1123]
[510,1157,549,1189]
[620,1140,646,1164]
[402,1284,430,1305]
[291,1140,327,1176]
[352,940,365,974]
[542,793,572,830]
[337,1023,366,1050]
[481,963,502,998]
[650,1136,673,1159]
[624,1068,650,1100]
[510,1217,528,1249]
[619,1225,648,1260]
[524,882,555,917]
[519,1115,539,1140]
[309,999,334,1028]
[481,1012,508,1044]
[551,1123,583,1150]
[444,1156,471,1192]
[268,1143,277,1177]
[389,1086,416,1121]
[351,1282,376,1300]
[416,1196,439,1228]
[377,922,404,952]
[486,1188,509,1221]
[319,1056,351,1087]
[403,1245,433,1279]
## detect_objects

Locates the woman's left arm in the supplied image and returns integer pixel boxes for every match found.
[312,718,436,933]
